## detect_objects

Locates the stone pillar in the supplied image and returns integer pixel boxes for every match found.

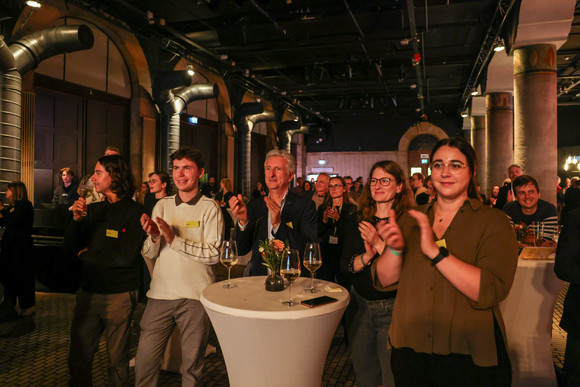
[486,92,513,196]
[514,44,557,205]
[470,115,486,191]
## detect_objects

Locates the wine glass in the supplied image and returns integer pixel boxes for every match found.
[303,242,322,293]
[77,176,95,216]
[220,240,238,289]
[280,249,301,306]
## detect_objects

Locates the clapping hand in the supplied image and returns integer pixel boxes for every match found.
[229,194,248,226]
[407,210,439,259]
[264,196,281,228]
[141,214,160,239]
[376,209,405,252]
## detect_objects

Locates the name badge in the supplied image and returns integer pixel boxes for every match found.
[329,236,339,245]
[9,208,14,213]
[186,220,200,228]
[106,229,119,238]
[435,239,447,248]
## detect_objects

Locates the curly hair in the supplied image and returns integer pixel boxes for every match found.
[358,160,415,221]
[96,155,135,200]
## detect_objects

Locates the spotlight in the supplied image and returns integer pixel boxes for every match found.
[461,111,468,118]
[471,89,479,96]
[26,0,41,7]
[493,38,505,52]
[187,65,195,76]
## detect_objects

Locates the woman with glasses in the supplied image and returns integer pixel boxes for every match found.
[317,176,357,283]
[340,161,414,387]
[374,137,518,386]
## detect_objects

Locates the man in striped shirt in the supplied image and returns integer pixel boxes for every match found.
[503,175,558,247]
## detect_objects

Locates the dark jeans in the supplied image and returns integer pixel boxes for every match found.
[346,288,395,387]
[69,289,138,387]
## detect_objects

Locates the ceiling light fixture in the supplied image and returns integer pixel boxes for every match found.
[493,37,505,52]
[26,0,41,7]
[471,89,479,96]
[461,111,468,118]
[186,65,194,76]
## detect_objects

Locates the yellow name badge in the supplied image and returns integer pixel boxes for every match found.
[106,229,119,239]
[435,239,447,248]
[186,220,200,228]
[286,221,293,229]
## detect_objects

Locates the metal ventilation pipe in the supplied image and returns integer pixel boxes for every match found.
[0,25,94,191]
[152,71,193,171]
[277,120,302,153]
[284,125,309,154]
[233,103,276,197]
[164,84,218,168]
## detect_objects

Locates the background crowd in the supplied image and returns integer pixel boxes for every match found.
[0,139,579,386]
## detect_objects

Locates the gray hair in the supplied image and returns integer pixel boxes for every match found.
[264,149,296,175]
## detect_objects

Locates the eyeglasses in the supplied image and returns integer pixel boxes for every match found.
[370,178,392,187]
[431,161,469,175]
[329,184,344,189]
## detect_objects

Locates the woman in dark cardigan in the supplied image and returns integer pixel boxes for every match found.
[317,176,357,284]
[0,181,35,319]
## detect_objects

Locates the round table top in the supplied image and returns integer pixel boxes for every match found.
[200,276,350,320]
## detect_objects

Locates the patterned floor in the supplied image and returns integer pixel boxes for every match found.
[0,284,568,386]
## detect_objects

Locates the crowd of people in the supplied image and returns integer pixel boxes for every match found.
[1,138,580,386]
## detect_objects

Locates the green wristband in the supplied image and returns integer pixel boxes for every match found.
[388,246,403,256]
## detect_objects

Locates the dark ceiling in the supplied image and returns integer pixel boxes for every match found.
[2,0,580,125]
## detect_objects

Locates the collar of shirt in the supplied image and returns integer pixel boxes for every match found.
[268,189,289,240]
[175,191,203,206]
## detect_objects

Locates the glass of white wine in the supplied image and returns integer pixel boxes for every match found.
[280,249,301,306]
[220,240,238,289]
[78,176,95,216]
[303,242,322,293]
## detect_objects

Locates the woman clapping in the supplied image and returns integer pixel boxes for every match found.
[374,137,518,386]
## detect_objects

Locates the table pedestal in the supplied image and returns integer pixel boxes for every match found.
[201,276,349,387]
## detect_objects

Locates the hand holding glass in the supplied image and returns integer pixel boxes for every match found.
[220,240,238,289]
[77,177,94,216]
[280,249,301,306]
[303,242,322,293]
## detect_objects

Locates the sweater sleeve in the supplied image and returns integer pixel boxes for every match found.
[170,201,224,265]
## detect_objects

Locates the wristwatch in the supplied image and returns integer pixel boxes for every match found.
[430,246,449,266]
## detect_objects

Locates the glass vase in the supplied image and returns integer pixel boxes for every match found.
[265,272,284,292]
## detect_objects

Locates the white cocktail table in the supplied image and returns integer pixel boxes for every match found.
[201,276,349,387]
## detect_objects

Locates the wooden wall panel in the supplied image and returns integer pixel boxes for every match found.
[22,91,35,203]
[141,116,156,182]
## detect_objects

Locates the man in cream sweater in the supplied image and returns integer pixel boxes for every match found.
[136,148,224,386]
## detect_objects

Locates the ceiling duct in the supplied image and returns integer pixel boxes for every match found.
[0,26,94,192]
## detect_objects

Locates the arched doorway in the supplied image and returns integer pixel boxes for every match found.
[398,121,448,177]
[408,134,439,177]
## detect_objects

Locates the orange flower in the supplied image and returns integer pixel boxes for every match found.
[271,239,286,253]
